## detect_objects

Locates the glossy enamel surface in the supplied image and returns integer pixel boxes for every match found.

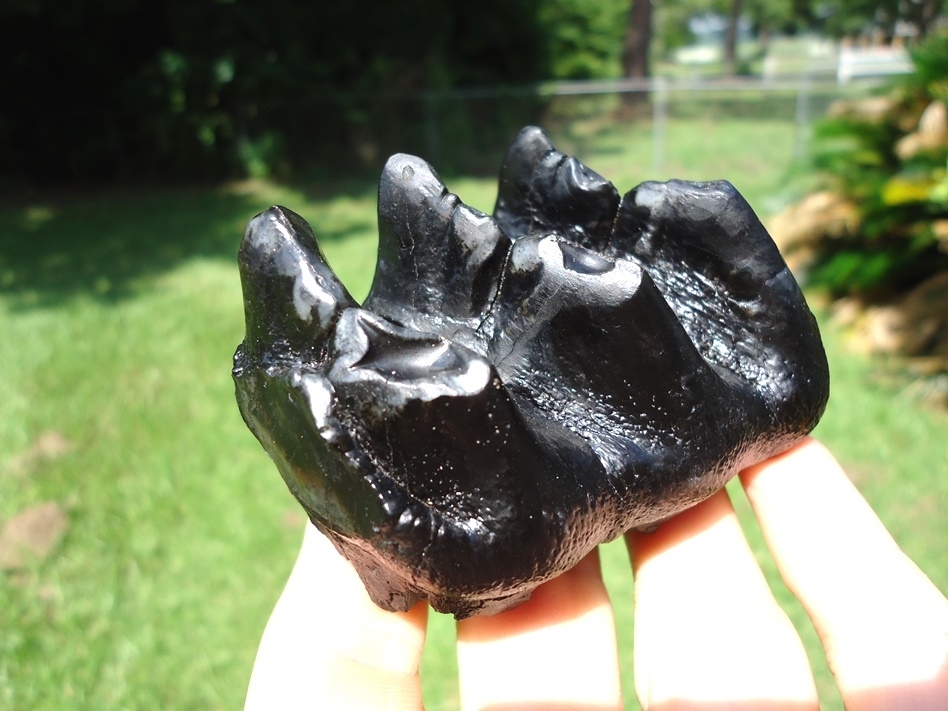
[233,127,829,618]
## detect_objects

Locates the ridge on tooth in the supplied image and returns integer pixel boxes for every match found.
[490,235,743,445]
[443,204,510,322]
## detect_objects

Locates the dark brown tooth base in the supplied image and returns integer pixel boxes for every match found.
[233,126,829,618]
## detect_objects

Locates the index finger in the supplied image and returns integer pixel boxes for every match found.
[245,523,428,711]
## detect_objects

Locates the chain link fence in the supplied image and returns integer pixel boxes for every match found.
[307,76,879,193]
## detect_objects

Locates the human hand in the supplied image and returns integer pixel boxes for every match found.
[244,438,948,710]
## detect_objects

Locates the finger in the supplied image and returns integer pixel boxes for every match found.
[740,438,948,711]
[627,489,818,711]
[456,548,623,711]
[245,523,428,711]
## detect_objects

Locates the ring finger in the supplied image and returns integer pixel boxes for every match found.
[627,488,819,711]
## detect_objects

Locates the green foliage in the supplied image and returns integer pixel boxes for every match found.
[539,0,627,79]
[803,33,948,296]
[819,0,946,40]
[0,0,638,187]
[904,31,948,102]
[653,1,700,56]
[744,0,808,34]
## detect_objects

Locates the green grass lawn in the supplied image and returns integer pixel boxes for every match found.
[2,116,946,710]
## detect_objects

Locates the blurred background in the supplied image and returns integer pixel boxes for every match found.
[1,1,946,709]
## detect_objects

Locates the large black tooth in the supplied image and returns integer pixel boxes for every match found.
[236,206,355,363]
[494,125,620,251]
[234,128,830,618]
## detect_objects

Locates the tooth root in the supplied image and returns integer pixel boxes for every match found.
[238,206,355,361]
[494,126,620,251]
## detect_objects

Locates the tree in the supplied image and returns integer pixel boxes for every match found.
[820,0,947,42]
[539,0,628,79]
[723,0,744,75]
[0,0,556,185]
[726,0,810,74]
[622,0,653,79]
[747,0,811,37]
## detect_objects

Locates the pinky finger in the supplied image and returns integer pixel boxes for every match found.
[740,438,948,711]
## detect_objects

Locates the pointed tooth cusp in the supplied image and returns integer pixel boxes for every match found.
[368,154,456,326]
[237,206,354,362]
[494,126,619,251]
[370,154,510,329]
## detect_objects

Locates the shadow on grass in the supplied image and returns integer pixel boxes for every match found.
[0,179,378,309]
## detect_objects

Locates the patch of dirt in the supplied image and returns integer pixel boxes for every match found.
[280,508,306,531]
[0,502,69,570]
[4,430,74,477]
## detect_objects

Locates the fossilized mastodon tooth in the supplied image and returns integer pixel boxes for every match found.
[233,126,829,618]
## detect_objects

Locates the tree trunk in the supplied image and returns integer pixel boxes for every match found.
[909,0,943,40]
[622,0,652,79]
[724,0,743,76]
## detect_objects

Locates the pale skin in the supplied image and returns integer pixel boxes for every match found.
[245,438,948,710]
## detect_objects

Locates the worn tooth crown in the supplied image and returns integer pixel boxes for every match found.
[234,126,830,618]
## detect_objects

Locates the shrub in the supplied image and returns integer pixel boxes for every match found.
[803,33,948,298]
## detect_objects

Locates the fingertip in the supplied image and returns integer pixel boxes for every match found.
[739,436,829,489]
[245,524,428,711]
